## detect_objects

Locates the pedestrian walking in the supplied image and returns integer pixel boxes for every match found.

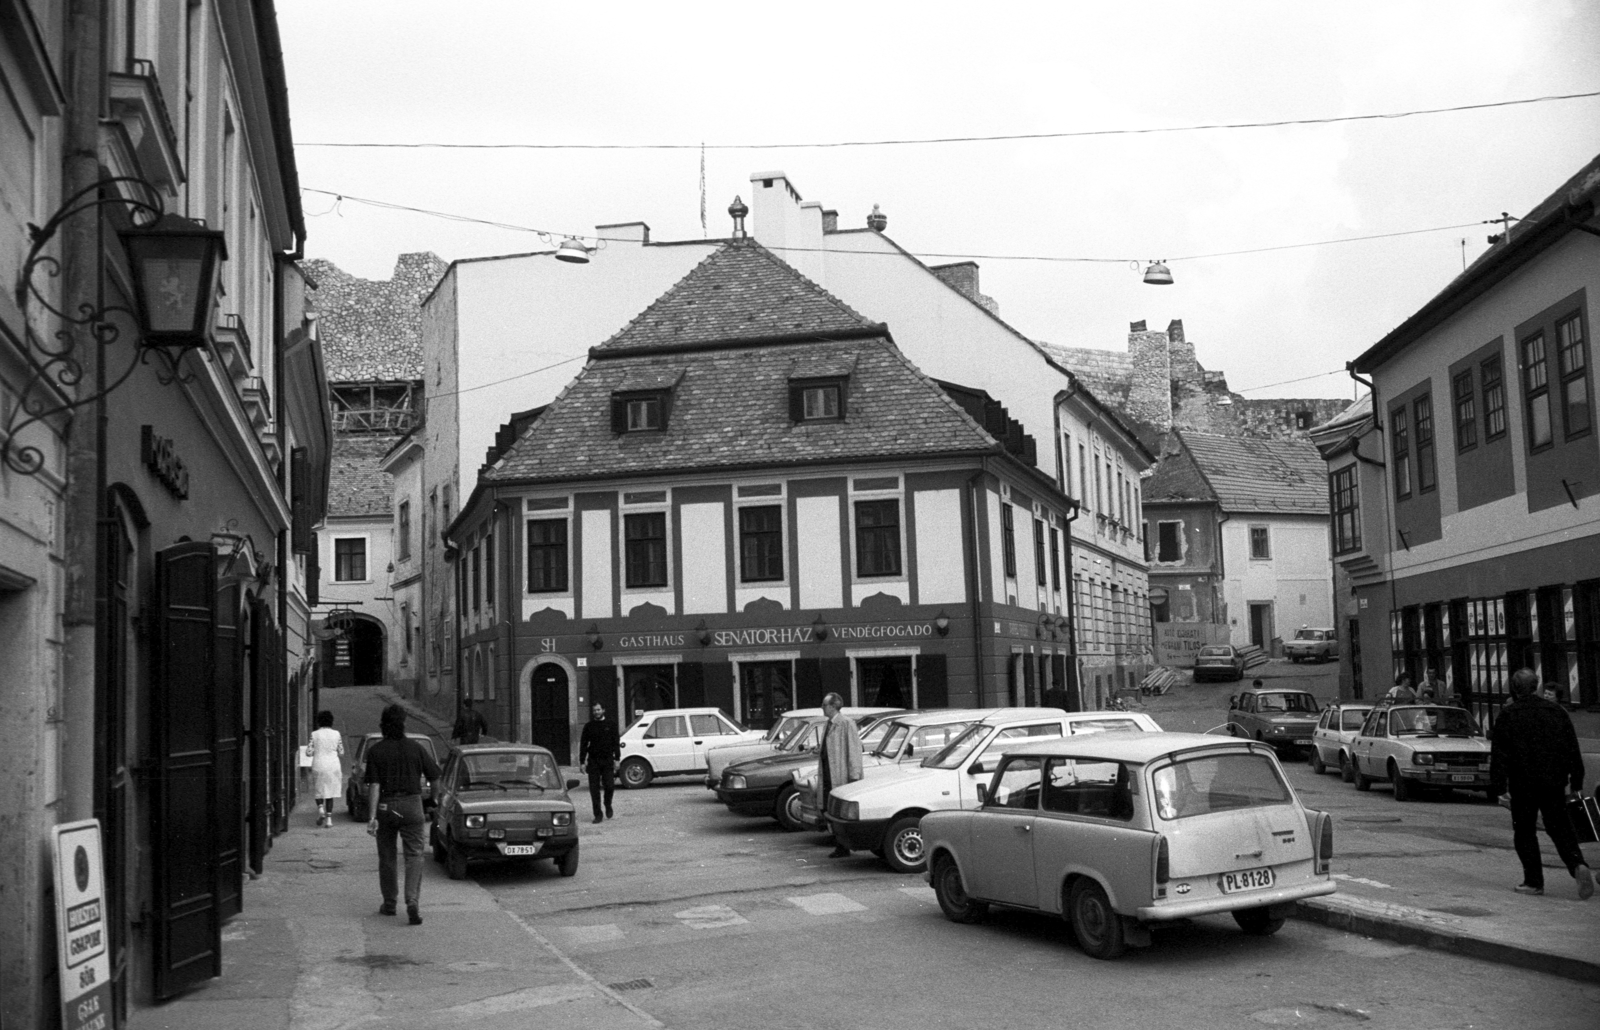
[452,696,489,745]
[1386,675,1417,703]
[578,703,620,823]
[307,710,344,828]
[1489,668,1593,900]
[818,692,864,858]
[1418,669,1443,702]
[364,703,442,924]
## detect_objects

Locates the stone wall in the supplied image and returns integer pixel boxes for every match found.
[302,252,448,382]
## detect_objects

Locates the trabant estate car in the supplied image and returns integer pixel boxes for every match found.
[704,707,898,789]
[1348,703,1495,802]
[1308,703,1374,780]
[921,734,1336,959]
[827,709,1161,872]
[716,710,905,829]
[617,707,765,789]
[429,743,581,880]
[1193,645,1247,682]
[1284,627,1338,663]
[1226,687,1321,756]
[345,732,441,821]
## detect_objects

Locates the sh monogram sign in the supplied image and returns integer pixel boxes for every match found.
[141,425,189,499]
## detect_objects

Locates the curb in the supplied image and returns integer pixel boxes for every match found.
[1290,896,1600,985]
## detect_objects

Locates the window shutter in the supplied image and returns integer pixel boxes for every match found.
[306,538,320,606]
[789,384,805,422]
[917,653,949,710]
[290,447,310,553]
[611,396,628,434]
[214,583,243,919]
[793,658,824,708]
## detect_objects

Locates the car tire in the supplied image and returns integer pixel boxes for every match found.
[1233,906,1285,936]
[1068,879,1126,960]
[619,758,653,790]
[1390,761,1413,802]
[445,836,468,881]
[932,855,987,924]
[1339,752,1354,784]
[556,843,579,878]
[1353,763,1372,791]
[1309,747,1326,775]
[882,815,927,874]
[775,786,805,832]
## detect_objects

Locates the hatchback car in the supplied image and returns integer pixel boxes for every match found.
[1348,704,1495,802]
[827,709,1161,873]
[617,707,765,789]
[715,710,906,829]
[1226,687,1321,756]
[344,732,441,821]
[1308,703,1374,780]
[1193,645,1246,682]
[1284,627,1338,663]
[921,733,1336,959]
[429,743,581,879]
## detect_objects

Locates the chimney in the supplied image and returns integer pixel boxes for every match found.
[595,221,650,244]
[866,204,887,232]
[1167,318,1184,343]
[749,171,825,281]
[1130,320,1147,332]
[821,208,838,232]
[931,262,981,301]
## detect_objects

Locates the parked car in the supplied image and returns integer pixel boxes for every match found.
[826,709,1162,873]
[1283,627,1339,663]
[704,707,898,789]
[1309,703,1374,780]
[345,732,441,821]
[921,733,1337,959]
[715,710,906,829]
[1193,645,1246,682]
[617,707,765,789]
[428,743,580,879]
[1348,703,1495,802]
[1226,687,1321,756]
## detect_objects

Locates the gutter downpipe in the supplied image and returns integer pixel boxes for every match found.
[1348,363,1401,695]
[966,465,989,705]
[1063,499,1082,710]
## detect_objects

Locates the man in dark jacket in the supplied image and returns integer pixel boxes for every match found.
[578,704,620,823]
[452,697,489,745]
[1489,669,1592,900]
[364,704,442,924]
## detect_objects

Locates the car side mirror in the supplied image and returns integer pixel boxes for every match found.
[903,744,915,758]
[970,761,990,775]
[565,778,580,790]
[975,784,988,805]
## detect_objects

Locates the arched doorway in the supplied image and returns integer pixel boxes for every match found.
[520,658,572,762]
[323,614,386,687]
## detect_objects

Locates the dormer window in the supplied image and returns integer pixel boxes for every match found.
[789,377,847,422]
[611,390,669,433]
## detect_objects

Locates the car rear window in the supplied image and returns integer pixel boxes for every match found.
[1256,693,1318,713]
[1069,718,1144,735]
[1198,646,1232,657]
[1152,753,1291,820]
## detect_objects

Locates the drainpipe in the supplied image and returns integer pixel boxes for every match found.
[1215,509,1230,636]
[1063,499,1082,709]
[965,466,989,705]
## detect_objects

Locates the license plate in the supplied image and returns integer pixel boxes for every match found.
[1294,739,1312,746]
[1450,774,1477,783]
[499,843,540,856]
[1220,867,1275,894]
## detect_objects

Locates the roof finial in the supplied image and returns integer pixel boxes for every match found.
[867,204,887,232]
[729,196,749,239]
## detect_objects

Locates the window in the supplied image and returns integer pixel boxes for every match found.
[1391,405,1411,498]
[624,512,668,588]
[333,538,366,582]
[484,533,495,606]
[1452,371,1476,451]
[1249,525,1271,560]
[988,757,1043,809]
[789,379,845,421]
[690,713,732,735]
[526,518,569,592]
[1330,465,1361,554]
[471,544,481,610]
[1001,504,1017,578]
[1521,332,1552,449]
[1049,527,1061,591]
[1156,521,1181,562]
[1093,459,1103,514]
[1556,314,1591,438]
[1414,394,1436,493]
[1062,432,1073,498]
[854,499,902,577]
[397,500,412,560]
[1043,759,1134,820]
[611,391,668,433]
[1482,355,1506,440]
[644,715,687,739]
[1078,444,1088,507]
[1034,518,1047,586]
[429,488,437,549]
[738,505,784,582]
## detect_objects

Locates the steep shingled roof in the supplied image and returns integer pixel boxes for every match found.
[327,435,396,517]
[1179,432,1329,515]
[302,253,447,382]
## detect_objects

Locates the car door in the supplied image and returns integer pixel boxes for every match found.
[688,713,735,771]
[963,757,1044,907]
[1230,694,1255,737]
[434,755,461,838]
[1032,758,1147,913]
[1352,708,1385,776]
[641,715,692,772]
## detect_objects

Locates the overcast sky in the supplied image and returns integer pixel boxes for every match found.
[277,0,1600,401]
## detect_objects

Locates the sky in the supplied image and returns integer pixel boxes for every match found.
[277,0,1600,402]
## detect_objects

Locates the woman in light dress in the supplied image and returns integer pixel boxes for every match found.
[308,710,345,828]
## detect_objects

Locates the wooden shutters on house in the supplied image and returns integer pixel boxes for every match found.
[917,653,948,709]
[290,447,311,553]
[214,584,243,919]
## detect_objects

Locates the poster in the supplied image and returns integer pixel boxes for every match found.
[52,820,113,1030]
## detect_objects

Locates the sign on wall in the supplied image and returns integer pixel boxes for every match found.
[1152,621,1230,666]
[52,820,113,1030]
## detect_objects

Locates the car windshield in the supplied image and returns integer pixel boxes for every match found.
[924,724,990,769]
[860,718,895,749]
[1152,752,1292,820]
[1257,693,1318,714]
[874,719,974,758]
[1392,706,1478,737]
[767,716,803,744]
[782,722,823,752]
[459,751,563,790]
[774,719,814,749]
[1198,646,1233,657]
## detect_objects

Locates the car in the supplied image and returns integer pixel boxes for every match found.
[344,732,441,821]
[921,733,1337,959]
[1284,627,1339,663]
[1226,687,1321,756]
[617,707,765,789]
[825,709,1162,873]
[428,743,581,879]
[715,710,908,830]
[1193,645,1246,682]
[703,707,899,789]
[1308,703,1374,780]
[1347,703,1495,802]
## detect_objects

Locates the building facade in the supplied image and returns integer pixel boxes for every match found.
[1345,153,1600,718]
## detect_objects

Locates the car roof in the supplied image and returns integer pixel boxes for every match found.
[634,707,730,717]
[975,707,1070,725]
[884,708,992,727]
[1241,687,1314,695]
[452,742,557,757]
[362,731,433,740]
[998,731,1257,764]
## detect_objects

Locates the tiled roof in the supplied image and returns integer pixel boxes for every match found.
[302,253,447,382]
[594,240,880,353]
[1177,432,1329,514]
[327,435,396,517]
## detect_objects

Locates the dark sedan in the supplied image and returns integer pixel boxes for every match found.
[429,743,581,880]
[717,711,905,831]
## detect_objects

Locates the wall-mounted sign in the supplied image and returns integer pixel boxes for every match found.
[141,425,189,499]
[52,820,112,1030]
[1152,621,1231,666]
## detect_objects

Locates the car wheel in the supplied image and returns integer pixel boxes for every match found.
[1233,906,1285,936]
[556,843,580,878]
[1068,879,1126,960]
[1389,761,1413,802]
[775,786,805,832]
[445,836,468,880]
[1339,752,1354,784]
[882,815,927,874]
[619,758,653,790]
[1353,762,1372,791]
[932,855,987,924]
[1309,747,1326,775]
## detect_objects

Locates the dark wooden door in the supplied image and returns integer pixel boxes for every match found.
[152,542,221,999]
[529,661,571,759]
[214,584,243,919]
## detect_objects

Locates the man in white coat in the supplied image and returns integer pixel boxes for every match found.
[818,692,863,858]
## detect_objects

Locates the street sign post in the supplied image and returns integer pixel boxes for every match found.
[52,819,113,1030]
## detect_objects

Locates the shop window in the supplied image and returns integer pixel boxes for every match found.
[738,505,784,582]
[1482,355,1507,439]
[1556,313,1591,439]
[1453,370,1477,451]
[1329,465,1361,554]
[1390,405,1411,499]
[1521,332,1553,449]
[624,512,668,588]
[855,499,902,577]
[1249,526,1271,560]
[526,519,569,592]
[333,537,367,582]
[1001,504,1017,578]
[1414,394,1436,493]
